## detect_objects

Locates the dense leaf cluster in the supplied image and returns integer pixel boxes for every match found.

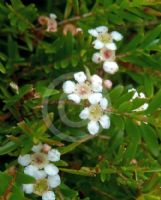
[0,0,161,199]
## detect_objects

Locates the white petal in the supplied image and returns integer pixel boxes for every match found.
[48,149,61,162]
[44,164,59,176]
[100,98,108,110]
[88,29,98,37]
[92,52,102,63]
[91,74,102,85]
[92,84,103,93]
[68,94,81,104]
[134,103,149,112]
[92,40,104,49]
[105,42,117,50]
[24,165,38,178]
[99,115,110,129]
[48,174,61,188]
[88,93,102,104]
[96,26,108,33]
[32,143,43,153]
[139,92,146,99]
[87,121,99,135]
[50,13,57,20]
[74,72,87,83]
[23,184,34,194]
[79,108,89,119]
[103,61,119,74]
[35,170,47,180]
[18,154,31,166]
[128,88,138,100]
[111,31,123,41]
[63,81,76,94]
[42,191,56,200]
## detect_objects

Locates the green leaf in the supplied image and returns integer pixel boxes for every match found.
[9,184,25,200]
[146,89,161,114]
[140,24,161,48]
[16,172,35,184]
[124,119,141,163]
[0,172,12,195]
[60,183,78,200]
[144,74,154,97]
[109,85,124,101]
[0,141,17,155]
[0,63,6,74]
[140,123,159,157]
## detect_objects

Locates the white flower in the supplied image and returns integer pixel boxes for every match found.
[42,191,55,200]
[111,31,123,41]
[79,97,110,134]
[31,152,49,169]
[128,88,149,111]
[48,149,61,162]
[92,48,118,75]
[48,174,61,188]
[88,26,122,50]
[32,143,43,153]
[23,184,34,194]
[44,164,59,176]
[63,71,103,104]
[18,154,31,166]
[92,49,115,64]
[18,144,61,200]
[103,61,119,74]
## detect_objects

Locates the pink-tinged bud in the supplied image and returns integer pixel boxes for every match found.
[130,159,137,165]
[63,24,77,36]
[76,27,83,34]
[104,80,113,89]
[43,144,51,153]
[46,19,57,32]
[38,16,49,25]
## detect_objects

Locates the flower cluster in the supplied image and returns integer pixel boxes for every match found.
[88,26,123,74]
[63,72,110,135]
[128,88,149,111]
[38,13,57,33]
[18,143,61,200]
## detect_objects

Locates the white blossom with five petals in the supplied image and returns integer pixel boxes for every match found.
[79,97,110,135]
[88,26,123,50]
[63,72,103,104]
[18,143,61,200]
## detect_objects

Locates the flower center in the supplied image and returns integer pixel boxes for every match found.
[89,104,103,121]
[98,33,111,43]
[75,83,91,99]
[31,153,48,169]
[101,48,115,61]
[34,179,49,196]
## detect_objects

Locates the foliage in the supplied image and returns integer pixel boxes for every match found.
[0,0,161,199]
